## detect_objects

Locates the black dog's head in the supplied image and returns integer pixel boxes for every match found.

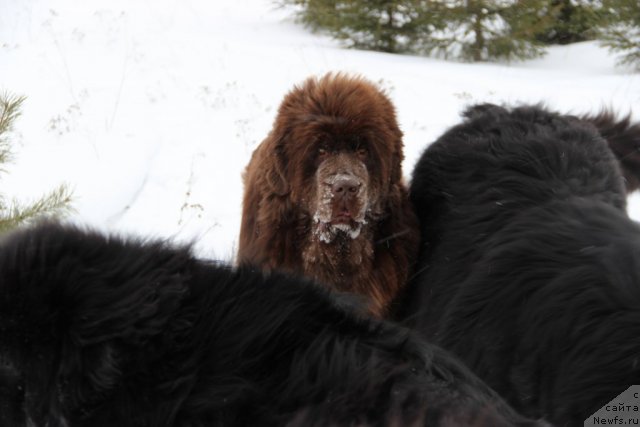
[411,103,628,225]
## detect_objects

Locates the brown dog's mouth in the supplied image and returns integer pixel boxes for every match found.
[331,210,353,225]
[313,214,365,244]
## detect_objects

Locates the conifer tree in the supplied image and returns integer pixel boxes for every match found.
[280,0,556,61]
[280,0,425,53]
[0,94,73,233]
[535,0,604,45]
[418,0,551,62]
[599,0,640,70]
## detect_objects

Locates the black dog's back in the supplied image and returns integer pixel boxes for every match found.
[402,104,627,334]
[400,104,640,425]
[0,222,546,427]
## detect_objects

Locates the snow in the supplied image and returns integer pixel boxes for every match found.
[1,0,639,260]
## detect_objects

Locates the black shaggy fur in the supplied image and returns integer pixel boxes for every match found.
[397,104,640,426]
[581,110,640,193]
[0,222,546,427]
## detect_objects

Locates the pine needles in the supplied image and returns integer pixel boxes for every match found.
[0,93,73,234]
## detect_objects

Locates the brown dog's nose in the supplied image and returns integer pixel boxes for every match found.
[332,177,360,198]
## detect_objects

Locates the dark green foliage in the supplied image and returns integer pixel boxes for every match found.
[280,0,552,61]
[0,93,73,234]
[279,0,426,53]
[280,0,639,65]
[535,0,605,45]
[418,0,551,62]
[599,0,640,70]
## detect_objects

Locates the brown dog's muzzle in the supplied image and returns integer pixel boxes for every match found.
[329,174,362,224]
[312,153,369,243]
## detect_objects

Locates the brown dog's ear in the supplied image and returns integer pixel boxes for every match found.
[266,137,290,196]
[387,125,405,187]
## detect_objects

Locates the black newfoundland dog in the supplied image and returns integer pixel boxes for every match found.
[0,222,546,427]
[397,104,640,425]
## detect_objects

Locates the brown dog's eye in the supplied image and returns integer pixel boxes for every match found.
[357,147,368,158]
[318,148,328,157]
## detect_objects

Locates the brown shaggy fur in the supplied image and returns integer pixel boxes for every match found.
[238,73,419,317]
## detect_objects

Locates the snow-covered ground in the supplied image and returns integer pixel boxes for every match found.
[1,0,639,259]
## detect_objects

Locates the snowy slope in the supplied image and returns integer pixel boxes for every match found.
[1,0,639,259]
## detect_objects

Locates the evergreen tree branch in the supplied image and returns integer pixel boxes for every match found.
[0,185,75,234]
[0,94,25,170]
[0,92,74,234]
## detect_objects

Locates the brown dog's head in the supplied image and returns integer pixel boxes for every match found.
[265,73,404,243]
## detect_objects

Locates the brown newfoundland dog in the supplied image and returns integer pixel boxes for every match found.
[238,73,418,317]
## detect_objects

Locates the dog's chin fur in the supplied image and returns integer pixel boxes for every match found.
[313,220,364,244]
[302,222,375,294]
